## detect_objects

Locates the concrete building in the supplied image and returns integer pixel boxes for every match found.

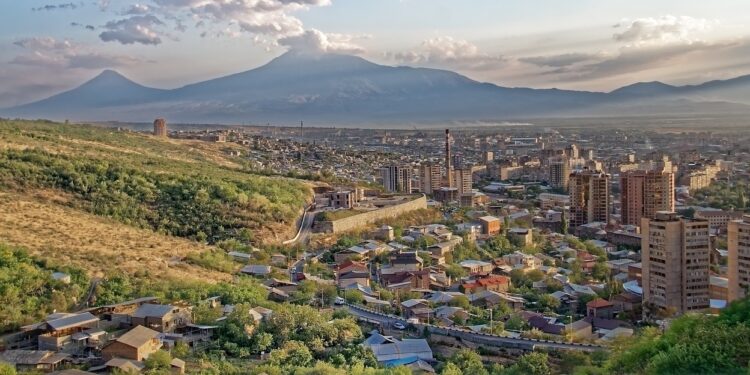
[641,212,710,316]
[620,160,675,227]
[479,216,501,236]
[569,169,610,229]
[419,163,442,195]
[539,193,569,210]
[728,215,750,302]
[327,190,357,209]
[695,210,745,235]
[451,167,473,195]
[381,165,412,193]
[548,156,570,191]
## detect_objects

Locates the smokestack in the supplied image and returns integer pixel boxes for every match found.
[445,129,453,187]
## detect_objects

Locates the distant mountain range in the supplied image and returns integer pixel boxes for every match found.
[5,51,750,126]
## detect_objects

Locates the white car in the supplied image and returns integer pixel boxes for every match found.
[334,297,345,305]
[393,322,406,330]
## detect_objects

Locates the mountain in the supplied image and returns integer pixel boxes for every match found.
[5,51,750,125]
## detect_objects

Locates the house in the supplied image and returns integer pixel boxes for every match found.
[459,260,493,275]
[334,241,390,264]
[502,251,542,270]
[336,260,369,275]
[387,251,423,272]
[468,291,525,310]
[401,299,430,320]
[338,271,371,288]
[478,216,501,235]
[239,264,272,277]
[362,333,433,363]
[586,298,616,319]
[508,228,533,246]
[102,325,162,361]
[611,292,641,312]
[427,291,465,304]
[461,275,511,294]
[0,350,70,372]
[37,312,101,353]
[263,279,299,294]
[381,269,431,291]
[131,304,191,333]
[102,358,145,373]
[566,319,593,340]
[228,251,253,262]
[433,306,470,325]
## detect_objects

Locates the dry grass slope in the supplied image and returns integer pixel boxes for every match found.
[0,191,232,282]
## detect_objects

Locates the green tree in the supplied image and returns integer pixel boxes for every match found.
[0,363,16,375]
[442,362,464,375]
[512,352,551,375]
[450,349,489,375]
[144,350,172,370]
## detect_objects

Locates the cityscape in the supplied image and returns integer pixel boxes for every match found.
[2,1,750,375]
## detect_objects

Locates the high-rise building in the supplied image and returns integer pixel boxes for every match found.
[452,153,464,169]
[420,163,442,195]
[451,168,473,195]
[153,118,167,137]
[569,169,610,229]
[482,151,494,164]
[641,212,710,316]
[381,165,413,193]
[548,156,571,191]
[445,129,453,188]
[728,215,750,302]
[621,159,675,227]
[565,144,579,159]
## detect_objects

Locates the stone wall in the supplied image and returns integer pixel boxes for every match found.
[316,195,427,234]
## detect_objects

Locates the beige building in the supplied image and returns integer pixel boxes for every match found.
[548,156,570,191]
[569,169,610,229]
[620,160,675,227]
[728,215,750,302]
[327,190,358,209]
[153,118,167,137]
[641,212,710,316]
[695,210,744,235]
[419,163,442,195]
[451,167,473,195]
[539,193,569,210]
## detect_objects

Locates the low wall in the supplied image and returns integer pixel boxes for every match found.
[316,195,427,234]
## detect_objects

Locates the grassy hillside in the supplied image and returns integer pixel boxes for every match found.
[0,191,233,282]
[0,119,312,244]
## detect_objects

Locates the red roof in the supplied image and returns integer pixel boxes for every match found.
[463,276,509,290]
[586,298,614,309]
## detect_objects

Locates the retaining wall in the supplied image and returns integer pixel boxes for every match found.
[316,195,428,234]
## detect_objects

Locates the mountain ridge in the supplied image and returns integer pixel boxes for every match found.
[5,51,750,125]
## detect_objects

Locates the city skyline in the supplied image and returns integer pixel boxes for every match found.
[3,0,750,107]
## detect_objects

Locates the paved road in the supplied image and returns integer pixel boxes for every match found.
[283,205,316,245]
[345,304,605,352]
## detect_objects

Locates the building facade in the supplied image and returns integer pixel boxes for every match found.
[728,215,750,302]
[641,212,710,316]
[548,156,570,191]
[153,118,167,137]
[419,163,442,195]
[381,165,413,193]
[620,161,675,227]
[569,169,610,229]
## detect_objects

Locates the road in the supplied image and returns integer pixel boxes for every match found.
[283,204,317,245]
[345,304,605,352]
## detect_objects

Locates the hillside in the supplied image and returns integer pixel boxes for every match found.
[0,120,312,244]
[0,191,231,282]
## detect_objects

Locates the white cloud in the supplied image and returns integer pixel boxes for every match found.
[613,15,715,46]
[520,52,605,68]
[99,15,164,45]
[278,29,365,54]
[11,36,142,69]
[121,3,151,15]
[388,36,505,70]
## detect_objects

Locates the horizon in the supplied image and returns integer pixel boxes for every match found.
[3,1,750,107]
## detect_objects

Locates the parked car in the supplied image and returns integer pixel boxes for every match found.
[334,297,346,305]
[393,322,406,330]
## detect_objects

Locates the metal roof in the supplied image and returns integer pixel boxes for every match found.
[46,312,99,331]
[114,325,160,348]
[133,304,175,318]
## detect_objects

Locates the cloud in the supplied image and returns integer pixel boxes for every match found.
[32,2,80,11]
[520,52,604,68]
[387,36,505,70]
[121,3,151,15]
[278,29,365,54]
[99,15,164,45]
[11,36,142,70]
[613,15,714,46]
[70,22,96,30]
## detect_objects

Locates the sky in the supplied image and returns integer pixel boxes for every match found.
[2,0,750,107]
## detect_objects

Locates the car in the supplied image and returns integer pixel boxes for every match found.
[393,322,406,330]
[334,297,345,305]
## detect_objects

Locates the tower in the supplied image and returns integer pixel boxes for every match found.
[620,158,674,227]
[153,118,167,137]
[728,215,750,302]
[569,169,610,229]
[445,129,453,188]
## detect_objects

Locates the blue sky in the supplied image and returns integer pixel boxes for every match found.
[2,0,750,107]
